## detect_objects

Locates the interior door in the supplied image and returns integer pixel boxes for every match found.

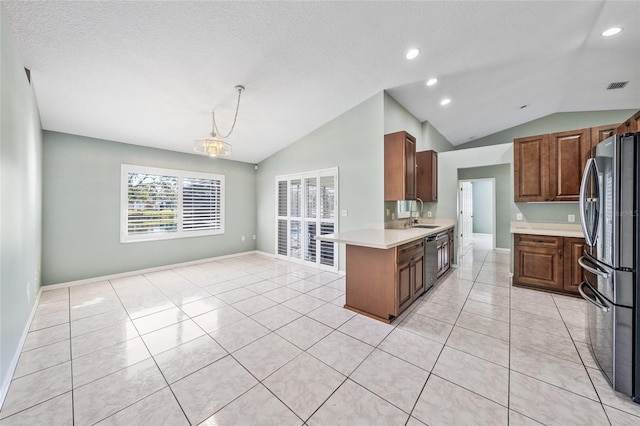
[460,182,473,247]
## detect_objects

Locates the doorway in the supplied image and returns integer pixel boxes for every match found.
[458,178,496,255]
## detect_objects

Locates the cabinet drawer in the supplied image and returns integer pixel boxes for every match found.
[398,239,424,262]
[515,234,562,248]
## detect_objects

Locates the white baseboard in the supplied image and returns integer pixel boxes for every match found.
[494,248,511,253]
[42,250,261,291]
[3,249,340,408]
[0,289,42,407]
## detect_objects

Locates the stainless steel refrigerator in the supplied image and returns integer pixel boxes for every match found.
[579,131,639,403]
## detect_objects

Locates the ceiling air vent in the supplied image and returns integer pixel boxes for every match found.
[606,81,628,90]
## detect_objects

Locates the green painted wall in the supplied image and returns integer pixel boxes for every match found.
[256,93,384,271]
[42,131,257,284]
[459,167,509,247]
[457,110,637,150]
[0,8,43,394]
[384,92,422,145]
[422,120,455,153]
[470,179,493,234]
[383,92,455,222]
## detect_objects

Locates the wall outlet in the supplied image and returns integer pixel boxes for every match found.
[241,235,245,241]
[516,213,523,221]
[253,234,256,240]
[427,211,432,218]
[341,210,348,217]
[568,214,576,223]
[386,208,390,217]
[391,213,395,220]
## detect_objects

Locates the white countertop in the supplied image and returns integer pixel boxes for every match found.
[510,222,584,238]
[317,219,455,250]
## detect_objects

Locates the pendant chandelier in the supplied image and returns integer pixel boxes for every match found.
[194,85,245,157]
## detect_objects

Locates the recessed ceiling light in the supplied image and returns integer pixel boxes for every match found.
[426,78,438,86]
[440,98,451,106]
[406,48,420,60]
[602,27,622,37]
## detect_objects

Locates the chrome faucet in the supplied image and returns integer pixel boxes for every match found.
[407,198,424,226]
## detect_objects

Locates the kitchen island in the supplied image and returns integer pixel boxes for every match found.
[318,219,455,322]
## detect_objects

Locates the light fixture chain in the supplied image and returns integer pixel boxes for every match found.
[212,86,244,138]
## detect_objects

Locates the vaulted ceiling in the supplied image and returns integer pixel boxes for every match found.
[3,1,639,163]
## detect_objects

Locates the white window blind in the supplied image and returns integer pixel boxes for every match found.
[121,165,225,243]
[183,177,222,232]
[275,168,338,270]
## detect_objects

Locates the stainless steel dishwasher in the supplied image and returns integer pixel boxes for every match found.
[424,231,448,292]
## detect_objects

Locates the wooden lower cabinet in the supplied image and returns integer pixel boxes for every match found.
[563,237,588,293]
[345,238,425,322]
[513,233,586,295]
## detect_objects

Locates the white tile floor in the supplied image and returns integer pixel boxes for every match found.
[2,249,640,425]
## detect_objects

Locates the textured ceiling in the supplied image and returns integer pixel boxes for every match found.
[3,1,639,164]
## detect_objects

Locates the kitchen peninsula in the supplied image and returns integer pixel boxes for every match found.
[318,219,455,323]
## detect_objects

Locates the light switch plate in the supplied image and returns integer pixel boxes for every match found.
[516,213,523,221]
[341,210,348,217]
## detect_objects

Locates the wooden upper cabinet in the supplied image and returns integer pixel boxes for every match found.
[416,150,438,202]
[633,111,640,131]
[385,131,416,201]
[616,110,640,134]
[549,128,591,202]
[591,124,618,144]
[514,134,550,202]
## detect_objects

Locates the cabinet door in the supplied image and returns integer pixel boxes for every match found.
[413,254,424,296]
[385,131,416,201]
[591,124,618,145]
[549,128,591,202]
[616,111,639,134]
[514,134,549,201]
[563,237,587,294]
[416,150,437,202]
[514,235,563,290]
[633,111,640,132]
[398,259,413,312]
[405,136,416,200]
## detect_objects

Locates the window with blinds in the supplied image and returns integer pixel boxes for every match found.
[275,168,338,270]
[121,165,225,242]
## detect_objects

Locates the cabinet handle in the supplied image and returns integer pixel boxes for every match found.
[559,249,563,259]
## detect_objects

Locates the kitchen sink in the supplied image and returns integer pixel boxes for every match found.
[412,225,439,229]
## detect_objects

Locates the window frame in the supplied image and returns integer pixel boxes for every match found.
[275,167,338,271]
[120,164,225,243]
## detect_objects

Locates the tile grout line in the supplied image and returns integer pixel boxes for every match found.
[507,254,512,425]
[550,295,614,426]
[105,278,193,426]
[68,287,76,426]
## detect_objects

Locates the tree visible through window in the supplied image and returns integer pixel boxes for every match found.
[121,165,224,242]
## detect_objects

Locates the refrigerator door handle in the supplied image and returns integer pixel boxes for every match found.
[579,158,599,247]
[578,255,611,279]
[578,281,610,313]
